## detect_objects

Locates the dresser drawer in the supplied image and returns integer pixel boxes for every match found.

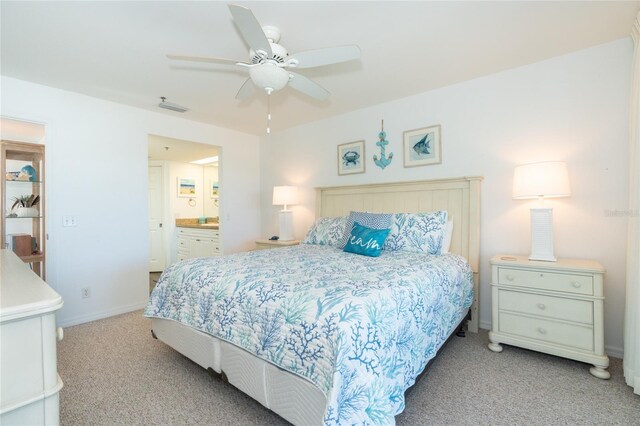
[178,228,220,239]
[498,267,593,295]
[1,316,45,407]
[499,290,593,324]
[499,312,593,351]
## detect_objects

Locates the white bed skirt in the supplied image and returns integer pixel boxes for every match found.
[151,307,469,425]
[152,318,326,425]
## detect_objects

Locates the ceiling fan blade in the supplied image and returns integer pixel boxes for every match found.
[166,54,246,66]
[235,78,256,100]
[228,5,272,57]
[287,72,330,101]
[288,45,361,69]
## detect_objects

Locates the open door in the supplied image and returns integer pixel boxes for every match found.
[148,164,165,272]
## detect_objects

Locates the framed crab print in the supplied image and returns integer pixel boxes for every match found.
[338,140,365,175]
[403,125,441,167]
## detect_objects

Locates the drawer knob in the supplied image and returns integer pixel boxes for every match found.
[537,303,546,310]
[506,274,515,281]
[571,281,581,288]
[56,327,64,342]
[537,327,547,335]
[539,273,544,277]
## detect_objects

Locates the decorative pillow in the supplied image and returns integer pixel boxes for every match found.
[340,211,393,248]
[302,216,347,247]
[383,211,449,255]
[343,222,390,257]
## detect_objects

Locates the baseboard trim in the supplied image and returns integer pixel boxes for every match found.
[605,345,624,359]
[479,320,491,331]
[479,321,623,359]
[57,301,148,328]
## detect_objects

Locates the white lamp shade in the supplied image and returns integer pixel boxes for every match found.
[513,161,571,199]
[273,186,298,206]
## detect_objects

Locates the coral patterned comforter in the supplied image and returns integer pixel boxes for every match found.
[144,244,473,425]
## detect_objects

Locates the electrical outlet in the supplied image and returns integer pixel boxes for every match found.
[81,287,90,298]
[63,216,78,227]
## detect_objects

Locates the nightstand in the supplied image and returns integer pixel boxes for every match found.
[488,255,609,379]
[254,239,300,250]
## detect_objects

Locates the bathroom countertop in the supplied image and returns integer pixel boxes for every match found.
[175,218,219,230]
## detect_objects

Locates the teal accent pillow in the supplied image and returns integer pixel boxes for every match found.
[340,211,393,248]
[343,221,391,257]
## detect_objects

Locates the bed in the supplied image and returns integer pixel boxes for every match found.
[145,177,482,425]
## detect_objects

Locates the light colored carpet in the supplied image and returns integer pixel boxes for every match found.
[57,310,640,425]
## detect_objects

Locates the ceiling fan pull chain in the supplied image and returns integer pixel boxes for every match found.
[266,89,271,134]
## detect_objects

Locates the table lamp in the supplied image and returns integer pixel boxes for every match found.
[513,161,571,261]
[272,186,298,241]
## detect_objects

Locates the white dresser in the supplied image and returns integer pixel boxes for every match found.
[177,227,221,261]
[488,255,609,379]
[0,249,64,424]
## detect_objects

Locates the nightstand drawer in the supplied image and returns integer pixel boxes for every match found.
[499,290,593,324]
[498,268,593,295]
[499,312,593,351]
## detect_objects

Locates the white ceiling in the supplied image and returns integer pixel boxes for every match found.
[1,1,638,136]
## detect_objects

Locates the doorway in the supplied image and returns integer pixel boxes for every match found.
[147,135,221,289]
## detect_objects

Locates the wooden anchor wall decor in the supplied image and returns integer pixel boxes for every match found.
[373,120,393,169]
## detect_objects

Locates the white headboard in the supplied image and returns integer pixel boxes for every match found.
[315,176,482,332]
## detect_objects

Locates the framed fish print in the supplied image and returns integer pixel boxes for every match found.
[403,125,441,167]
[338,140,365,175]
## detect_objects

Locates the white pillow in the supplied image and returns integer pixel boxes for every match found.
[441,220,454,254]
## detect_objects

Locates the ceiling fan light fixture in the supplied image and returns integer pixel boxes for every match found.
[249,63,290,92]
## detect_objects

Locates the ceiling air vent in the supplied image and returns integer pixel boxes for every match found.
[158,97,188,113]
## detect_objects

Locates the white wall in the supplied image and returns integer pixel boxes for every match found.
[1,76,261,327]
[260,39,633,356]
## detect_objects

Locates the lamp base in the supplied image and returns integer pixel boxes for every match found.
[529,207,556,262]
[278,210,294,241]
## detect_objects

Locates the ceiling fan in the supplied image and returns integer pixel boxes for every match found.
[167,4,361,102]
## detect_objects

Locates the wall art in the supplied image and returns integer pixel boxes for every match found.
[177,177,197,197]
[373,120,393,169]
[403,125,441,167]
[338,140,365,175]
[210,181,219,198]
